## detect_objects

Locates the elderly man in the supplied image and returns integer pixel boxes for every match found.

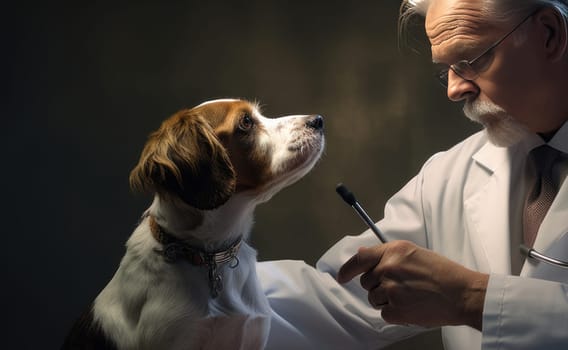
[258,0,568,349]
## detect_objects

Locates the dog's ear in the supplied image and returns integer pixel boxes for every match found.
[129,110,236,210]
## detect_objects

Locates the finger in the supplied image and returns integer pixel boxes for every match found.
[381,304,404,325]
[368,286,388,309]
[360,266,385,290]
[337,245,385,284]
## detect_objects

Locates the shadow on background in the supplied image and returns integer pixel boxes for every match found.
[6,1,479,349]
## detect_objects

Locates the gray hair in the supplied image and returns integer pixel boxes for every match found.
[399,0,568,41]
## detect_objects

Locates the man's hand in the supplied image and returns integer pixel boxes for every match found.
[337,240,489,330]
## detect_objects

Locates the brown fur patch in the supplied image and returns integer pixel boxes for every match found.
[202,101,273,191]
[129,109,236,210]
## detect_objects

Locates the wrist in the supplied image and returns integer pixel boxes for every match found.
[462,271,489,330]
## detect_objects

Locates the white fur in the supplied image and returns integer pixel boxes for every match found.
[92,99,324,349]
[253,111,325,203]
[94,210,270,350]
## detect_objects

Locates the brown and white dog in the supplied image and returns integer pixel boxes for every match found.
[62,99,325,350]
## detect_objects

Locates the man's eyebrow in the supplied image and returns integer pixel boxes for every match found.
[431,41,483,64]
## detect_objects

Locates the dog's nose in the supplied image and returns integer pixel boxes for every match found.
[306,115,324,130]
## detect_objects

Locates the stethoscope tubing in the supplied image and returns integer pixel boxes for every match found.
[520,244,568,268]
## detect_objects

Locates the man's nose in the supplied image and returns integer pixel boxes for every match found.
[446,69,480,102]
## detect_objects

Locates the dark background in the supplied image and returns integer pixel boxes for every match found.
[6,1,479,349]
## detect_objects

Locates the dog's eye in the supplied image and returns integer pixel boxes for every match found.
[238,113,254,131]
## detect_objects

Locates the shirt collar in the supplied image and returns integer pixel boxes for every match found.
[547,121,568,154]
[517,121,568,155]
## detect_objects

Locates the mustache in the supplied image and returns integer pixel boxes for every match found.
[462,99,530,147]
[463,100,506,124]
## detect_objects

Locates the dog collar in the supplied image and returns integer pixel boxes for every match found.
[147,215,242,298]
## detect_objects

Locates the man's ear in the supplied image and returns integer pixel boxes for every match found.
[536,6,568,61]
[129,110,236,210]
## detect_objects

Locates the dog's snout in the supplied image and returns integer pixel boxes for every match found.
[306,115,324,130]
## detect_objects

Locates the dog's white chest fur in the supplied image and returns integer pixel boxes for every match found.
[94,220,271,350]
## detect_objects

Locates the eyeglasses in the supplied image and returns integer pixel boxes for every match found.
[435,9,539,87]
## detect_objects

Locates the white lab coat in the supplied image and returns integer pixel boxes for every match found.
[258,125,568,349]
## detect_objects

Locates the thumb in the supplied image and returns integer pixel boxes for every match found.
[337,246,383,284]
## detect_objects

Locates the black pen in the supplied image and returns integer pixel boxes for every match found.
[336,183,388,243]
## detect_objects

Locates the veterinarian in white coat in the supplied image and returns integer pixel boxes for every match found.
[258,0,568,349]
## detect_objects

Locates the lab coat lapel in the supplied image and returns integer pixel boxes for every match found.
[464,142,514,274]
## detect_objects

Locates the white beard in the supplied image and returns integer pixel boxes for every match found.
[463,99,531,147]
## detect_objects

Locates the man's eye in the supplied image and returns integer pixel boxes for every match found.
[432,62,450,85]
[470,50,495,74]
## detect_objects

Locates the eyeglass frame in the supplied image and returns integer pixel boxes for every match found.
[435,8,541,88]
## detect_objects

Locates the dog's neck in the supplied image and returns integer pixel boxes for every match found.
[147,193,257,250]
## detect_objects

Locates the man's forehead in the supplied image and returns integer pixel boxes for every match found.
[425,0,498,57]
[426,0,488,38]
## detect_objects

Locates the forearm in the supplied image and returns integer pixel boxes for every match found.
[258,258,425,349]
